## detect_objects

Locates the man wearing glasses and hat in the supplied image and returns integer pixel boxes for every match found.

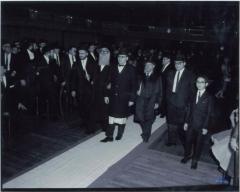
[100,49,137,142]
[165,52,195,147]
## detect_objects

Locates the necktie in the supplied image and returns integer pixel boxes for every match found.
[176,71,180,84]
[196,91,201,104]
[5,54,9,70]
[57,55,60,65]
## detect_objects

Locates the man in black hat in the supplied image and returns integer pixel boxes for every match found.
[36,45,59,119]
[88,42,98,62]
[165,52,196,147]
[71,44,97,134]
[100,49,137,142]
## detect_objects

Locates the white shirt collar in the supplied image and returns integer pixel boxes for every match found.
[44,55,49,64]
[81,58,88,70]
[27,49,35,60]
[100,65,105,71]
[198,89,206,96]
[162,63,170,72]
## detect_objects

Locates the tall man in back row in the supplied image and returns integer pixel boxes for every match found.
[101,49,137,142]
[165,53,195,147]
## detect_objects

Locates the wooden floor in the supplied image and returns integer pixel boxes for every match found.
[89,124,234,190]
[1,114,94,183]
[92,150,220,188]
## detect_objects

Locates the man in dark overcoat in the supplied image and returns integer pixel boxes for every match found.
[71,45,97,134]
[165,52,196,146]
[100,49,137,142]
[135,61,163,142]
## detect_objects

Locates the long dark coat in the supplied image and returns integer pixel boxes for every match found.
[91,65,111,121]
[108,64,137,118]
[135,73,163,123]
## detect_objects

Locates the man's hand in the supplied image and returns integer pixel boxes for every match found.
[71,91,76,98]
[154,103,159,109]
[36,72,40,76]
[3,112,10,116]
[61,81,66,87]
[18,103,27,111]
[20,79,26,87]
[128,101,134,107]
[53,75,58,82]
[11,71,16,77]
[104,97,109,104]
[183,123,188,131]
[215,90,224,98]
[230,138,238,152]
[106,83,111,90]
[202,128,208,135]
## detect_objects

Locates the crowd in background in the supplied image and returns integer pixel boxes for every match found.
[1,38,239,185]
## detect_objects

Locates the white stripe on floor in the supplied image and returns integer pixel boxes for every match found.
[3,116,165,188]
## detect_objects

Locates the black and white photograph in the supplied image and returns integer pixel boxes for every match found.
[1,1,239,191]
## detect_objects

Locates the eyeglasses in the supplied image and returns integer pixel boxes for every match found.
[196,81,206,84]
[100,51,109,54]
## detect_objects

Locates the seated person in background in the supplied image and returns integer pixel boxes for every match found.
[134,61,162,142]
[211,107,238,185]
[181,75,213,169]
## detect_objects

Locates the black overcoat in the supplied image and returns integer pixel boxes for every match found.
[108,64,137,118]
[135,73,163,122]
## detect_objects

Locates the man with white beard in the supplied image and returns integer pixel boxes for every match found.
[90,45,111,133]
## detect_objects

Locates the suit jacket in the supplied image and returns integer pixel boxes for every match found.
[185,91,213,130]
[36,56,59,87]
[61,54,77,89]
[15,50,37,84]
[166,68,196,108]
[89,51,98,63]
[135,72,163,122]
[108,63,137,118]
[1,73,19,114]
[160,63,174,98]
[1,52,17,74]
[71,57,97,98]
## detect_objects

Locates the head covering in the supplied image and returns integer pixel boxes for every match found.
[78,44,89,51]
[42,45,52,55]
[118,48,128,56]
[162,50,171,59]
[174,52,186,61]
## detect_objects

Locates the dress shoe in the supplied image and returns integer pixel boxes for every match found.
[165,142,176,147]
[100,137,113,142]
[115,136,122,140]
[180,156,192,164]
[191,161,198,169]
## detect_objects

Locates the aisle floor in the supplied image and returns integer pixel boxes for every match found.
[3,116,165,188]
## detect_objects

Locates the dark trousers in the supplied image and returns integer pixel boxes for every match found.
[78,91,94,133]
[167,124,186,147]
[184,128,206,161]
[107,123,126,139]
[38,84,58,118]
[140,120,153,141]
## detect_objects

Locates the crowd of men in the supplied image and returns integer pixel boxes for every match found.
[1,39,238,174]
